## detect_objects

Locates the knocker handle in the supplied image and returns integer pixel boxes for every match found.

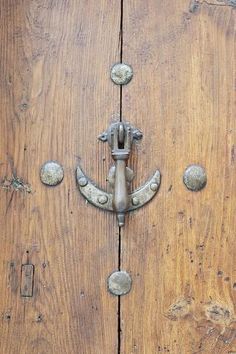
[76,121,161,227]
[113,159,129,226]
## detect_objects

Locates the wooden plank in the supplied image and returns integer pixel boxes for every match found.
[0,1,120,353]
[122,1,236,353]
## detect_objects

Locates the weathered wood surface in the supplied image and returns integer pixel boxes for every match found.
[0,1,236,353]
[121,1,236,353]
[0,1,120,353]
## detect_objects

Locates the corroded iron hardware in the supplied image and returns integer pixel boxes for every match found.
[76,122,161,227]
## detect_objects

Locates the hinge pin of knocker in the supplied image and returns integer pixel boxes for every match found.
[76,121,161,227]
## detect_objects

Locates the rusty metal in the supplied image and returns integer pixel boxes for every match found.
[76,122,161,227]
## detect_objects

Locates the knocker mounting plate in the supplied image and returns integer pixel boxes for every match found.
[76,122,161,226]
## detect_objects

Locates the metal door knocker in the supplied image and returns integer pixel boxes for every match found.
[76,121,161,227]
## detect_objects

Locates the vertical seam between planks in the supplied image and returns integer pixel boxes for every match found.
[118,3,123,354]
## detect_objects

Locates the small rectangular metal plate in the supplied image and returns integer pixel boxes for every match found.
[20,264,34,297]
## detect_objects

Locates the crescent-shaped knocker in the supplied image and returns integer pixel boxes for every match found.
[76,121,161,227]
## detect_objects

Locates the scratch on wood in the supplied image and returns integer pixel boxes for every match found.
[166,298,192,321]
[231,145,236,164]
[5,191,15,215]
[189,0,236,13]
[0,176,32,193]
[189,0,201,13]
[8,261,18,294]
[221,0,236,6]
[207,0,236,6]
[205,301,234,326]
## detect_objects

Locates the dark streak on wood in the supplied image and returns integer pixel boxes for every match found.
[8,261,18,294]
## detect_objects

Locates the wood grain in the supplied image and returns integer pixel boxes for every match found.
[0,1,120,353]
[121,1,236,353]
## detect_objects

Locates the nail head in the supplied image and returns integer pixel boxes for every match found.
[150,182,158,191]
[132,196,140,206]
[183,164,207,191]
[78,177,88,187]
[98,195,108,204]
[108,271,132,296]
[110,63,133,85]
[40,161,64,186]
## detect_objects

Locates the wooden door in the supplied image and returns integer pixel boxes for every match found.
[0,1,235,354]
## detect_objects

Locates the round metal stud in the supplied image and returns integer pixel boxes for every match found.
[98,195,108,205]
[40,161,64,186]
[183,164,207,192]
[150,182,158,191]
[78,177,88,187]
[110,63,133,85]
[108,270,132,296]
[132,196,140,206]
